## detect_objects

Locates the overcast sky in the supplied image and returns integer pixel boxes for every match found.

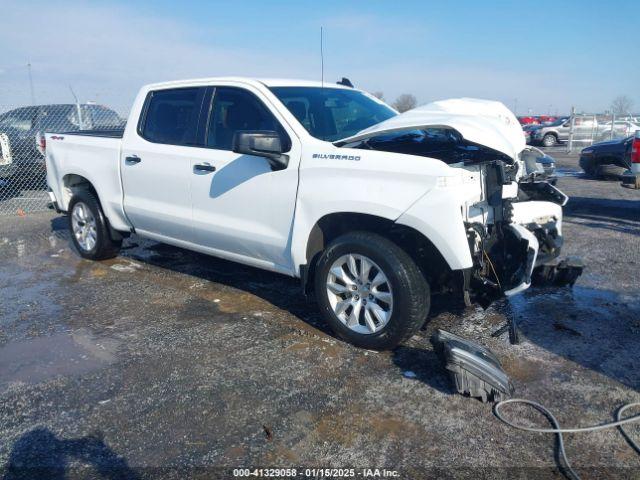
[1,0,638,116]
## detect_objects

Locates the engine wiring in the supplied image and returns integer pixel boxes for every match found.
[493,399,640,480]
[483,250,501,290]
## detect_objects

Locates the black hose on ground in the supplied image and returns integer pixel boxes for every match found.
[493,399,640,480]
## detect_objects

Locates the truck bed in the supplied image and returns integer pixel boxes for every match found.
[45,131,129,230]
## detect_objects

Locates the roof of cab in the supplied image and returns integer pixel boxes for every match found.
[143,77,354,91]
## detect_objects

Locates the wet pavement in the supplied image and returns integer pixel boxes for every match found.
[0,153,639,478]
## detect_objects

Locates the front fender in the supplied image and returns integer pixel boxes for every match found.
[291,145,465,274]
[395,187,473,270]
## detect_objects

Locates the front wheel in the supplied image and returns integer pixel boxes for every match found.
[314,232,430,350]
[68,189,122,260]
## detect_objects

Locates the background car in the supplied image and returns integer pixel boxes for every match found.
[522,123,541,144]
[522,146,557,182]
[595,120,640,141]
[0,104,123,183]
[530,116,576,147]
[579,135,633,178]
[518,116,539,126]
[537,115,557,124]
[535,150,556,178]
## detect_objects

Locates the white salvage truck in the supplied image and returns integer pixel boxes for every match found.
[46,78,580,350]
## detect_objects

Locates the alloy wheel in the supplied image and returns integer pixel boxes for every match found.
[71,201,98,252]
[325,253,393,334]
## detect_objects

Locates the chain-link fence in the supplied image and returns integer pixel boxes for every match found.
[0,103,126,216]
[566,113,639,152]
[2,99,638,216]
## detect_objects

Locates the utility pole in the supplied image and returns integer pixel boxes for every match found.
[513,98,518,116]
[27,63,35,105]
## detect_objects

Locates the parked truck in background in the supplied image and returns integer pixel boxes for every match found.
[45,78,579,350]
[0,104,123,183]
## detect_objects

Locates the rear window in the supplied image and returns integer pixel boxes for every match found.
[80,106,123,129]
[140,88,204,146]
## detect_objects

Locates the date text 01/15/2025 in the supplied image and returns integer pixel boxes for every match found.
[232,468,400,477]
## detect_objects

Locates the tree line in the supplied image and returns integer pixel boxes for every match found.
[371,91,417,113]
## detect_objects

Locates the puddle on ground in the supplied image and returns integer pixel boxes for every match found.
[555,168,583,178]
[503,285,637,321]
[0,329,119,389]
[496,285,640,389]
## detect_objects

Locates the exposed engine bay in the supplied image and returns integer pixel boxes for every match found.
[350,128,514,166]
[350,126,583,307]
[463,160,583,307]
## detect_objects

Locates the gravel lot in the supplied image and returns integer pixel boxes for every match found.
[1,152,639,479]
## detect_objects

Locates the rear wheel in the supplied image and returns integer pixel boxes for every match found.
[68,189,121,260]
[314,231,430,350]
[579,156,597,177]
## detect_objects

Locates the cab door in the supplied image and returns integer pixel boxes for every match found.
[121,87,207,242]
[189,86,301,272]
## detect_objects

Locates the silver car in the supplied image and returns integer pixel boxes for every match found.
[530,116,594,147]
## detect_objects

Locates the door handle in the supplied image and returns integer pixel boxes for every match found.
[193,162,216,173]
[125,155,141,165]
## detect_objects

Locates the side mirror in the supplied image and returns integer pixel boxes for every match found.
[232,130,289,170]
[562,123,570,128]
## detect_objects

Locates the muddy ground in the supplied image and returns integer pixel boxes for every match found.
[0,152,639,479]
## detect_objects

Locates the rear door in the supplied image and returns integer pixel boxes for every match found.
[121,87,208,241]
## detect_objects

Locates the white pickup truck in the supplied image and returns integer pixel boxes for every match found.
[46,77,579,350]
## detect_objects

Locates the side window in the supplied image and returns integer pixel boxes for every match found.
[206,87,290,151]
[141,88,204,146]
[282,97,312,131]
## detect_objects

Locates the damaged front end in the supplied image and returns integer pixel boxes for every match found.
[464,160,583,307]
[338,97,583,307]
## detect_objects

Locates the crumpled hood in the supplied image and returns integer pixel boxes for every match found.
[337,97,526,160]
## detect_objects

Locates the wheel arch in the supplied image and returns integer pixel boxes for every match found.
[597,154,627,168]
[61,173,98,210]
[62,173,126,241]
[301,212,453,295]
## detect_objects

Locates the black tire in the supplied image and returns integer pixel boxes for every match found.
[67,189,122,260]
[579,156,597,177]
[542,134,556,147]
[314,231,430,350]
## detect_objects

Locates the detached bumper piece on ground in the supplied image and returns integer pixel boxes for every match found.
[432,330,514,403]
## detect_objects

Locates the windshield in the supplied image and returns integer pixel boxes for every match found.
[548,117,568,127]
[270,87,396,142]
